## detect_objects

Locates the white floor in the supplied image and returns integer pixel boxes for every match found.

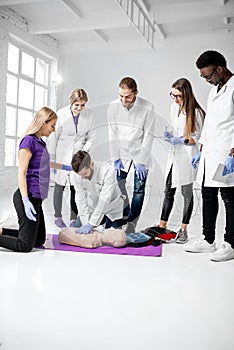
[0,186,234,350]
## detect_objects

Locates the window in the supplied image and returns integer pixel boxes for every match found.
[5,42,50,167]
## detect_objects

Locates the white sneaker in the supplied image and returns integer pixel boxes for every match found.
[185,239,216,253]
[210,242,234,262]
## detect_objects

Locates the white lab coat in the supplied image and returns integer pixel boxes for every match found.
[47,105,96,186]
[164,102,204,188]
[107,96,155,169]
[196,75,234,187]
[72,161,124,227]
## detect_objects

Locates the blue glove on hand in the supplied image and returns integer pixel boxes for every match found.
[163,131,173,138]
[114,159,124,176]
[22,197,37,221]
[191,151,201,169]
[76,223,93,234]
[135,163,147,180]
[61,164,73,171]
[165,136,184,145]
[222,156,234,176]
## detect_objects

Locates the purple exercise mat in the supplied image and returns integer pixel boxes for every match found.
[41,234,162,257]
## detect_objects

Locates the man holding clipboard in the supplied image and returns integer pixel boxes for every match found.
[185,50,234,262]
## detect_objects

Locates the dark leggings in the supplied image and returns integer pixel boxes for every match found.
[0,189,46,252]
[160,167,194,225]
[53,183,78,220]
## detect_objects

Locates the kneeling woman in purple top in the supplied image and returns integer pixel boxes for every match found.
[0,107,64,252]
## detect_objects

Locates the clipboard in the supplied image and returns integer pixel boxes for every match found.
[212,163,234,183]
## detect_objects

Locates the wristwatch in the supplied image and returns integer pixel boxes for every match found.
[184,138,189,144]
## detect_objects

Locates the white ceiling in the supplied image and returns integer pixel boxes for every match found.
[0,0,234,52]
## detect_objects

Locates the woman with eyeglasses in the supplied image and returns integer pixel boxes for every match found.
[47,88,96,228]
[158,78,205,243]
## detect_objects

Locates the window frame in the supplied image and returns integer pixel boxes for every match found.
[5,40,52,168]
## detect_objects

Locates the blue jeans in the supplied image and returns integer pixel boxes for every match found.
[100,216,123,229]
[117,168,147,224]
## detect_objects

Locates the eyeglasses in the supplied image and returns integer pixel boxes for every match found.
[200,66,218,80]
[169,92,182,100]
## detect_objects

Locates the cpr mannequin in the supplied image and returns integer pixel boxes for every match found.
[58,227,126,248]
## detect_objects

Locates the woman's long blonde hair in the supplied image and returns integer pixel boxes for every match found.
[25,106,57,136]
[172,78,205,138]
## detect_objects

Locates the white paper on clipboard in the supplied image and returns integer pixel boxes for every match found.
[212,163,234,183]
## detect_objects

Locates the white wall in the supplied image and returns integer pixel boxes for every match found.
[59,31,234,224]
[1,10,234,224]
[61,31,234,115]
[60,30,234,163]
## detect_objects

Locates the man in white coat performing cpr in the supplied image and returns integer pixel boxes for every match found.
[48,88,96,228]
[185,50,234,262]
[71,150,124,234]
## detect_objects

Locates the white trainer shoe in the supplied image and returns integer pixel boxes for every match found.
[210,242,234,262]
[185,238,216,253]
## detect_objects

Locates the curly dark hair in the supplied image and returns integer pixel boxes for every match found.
[196,50,227,69]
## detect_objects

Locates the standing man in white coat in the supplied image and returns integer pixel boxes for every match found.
[71,150,124,234]
[107,77,155,233]
[48,88,96,228]
[185,50,234,262]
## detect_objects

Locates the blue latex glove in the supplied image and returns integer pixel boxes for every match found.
[165,136,184,145]
[76,223,93,234]
[191,151,201,169]
[135,163,147,180]
[61,164,73,171]
[222,156,234,176]
[22,197,36,221]
[163,131,173,138]
[114,159,124,176]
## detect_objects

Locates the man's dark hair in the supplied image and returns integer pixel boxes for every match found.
[119,77,138,92]
[71,150,91,173]
[196,50,227,69]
